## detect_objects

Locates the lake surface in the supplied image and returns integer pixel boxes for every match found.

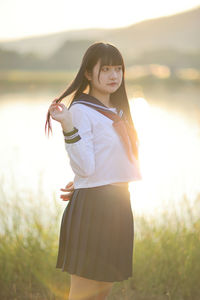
[0,85,200,224]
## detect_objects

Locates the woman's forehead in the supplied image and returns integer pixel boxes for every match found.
[95,59,122,68]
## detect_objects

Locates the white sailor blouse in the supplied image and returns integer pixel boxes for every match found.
[62,93,142,189]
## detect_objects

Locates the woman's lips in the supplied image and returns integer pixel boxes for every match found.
[108,83,117,86]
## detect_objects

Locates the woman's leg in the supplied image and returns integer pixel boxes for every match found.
[69,274,102,300]
[95,281,114,300]
[69,274,114,300]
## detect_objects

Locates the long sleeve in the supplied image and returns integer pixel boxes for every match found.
[62,104,95,178]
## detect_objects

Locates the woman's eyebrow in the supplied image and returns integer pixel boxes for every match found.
[103,65,122,67]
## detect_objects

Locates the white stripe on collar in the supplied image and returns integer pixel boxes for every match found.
[71,100,124,117]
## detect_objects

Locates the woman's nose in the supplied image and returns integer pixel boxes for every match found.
[110,70,118,79]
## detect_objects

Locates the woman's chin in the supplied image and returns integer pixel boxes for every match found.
[105,86,119,93]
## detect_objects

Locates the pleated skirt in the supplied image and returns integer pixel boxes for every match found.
[56,184,134,282]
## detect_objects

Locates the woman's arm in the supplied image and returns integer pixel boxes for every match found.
[60,120,74,133]
[61,104,95,178]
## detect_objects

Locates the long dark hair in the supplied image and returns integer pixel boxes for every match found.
[45,41,139,145]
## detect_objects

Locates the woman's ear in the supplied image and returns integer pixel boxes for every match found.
[84,70,92,81]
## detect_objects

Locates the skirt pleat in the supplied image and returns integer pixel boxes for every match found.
[56,184,134,282]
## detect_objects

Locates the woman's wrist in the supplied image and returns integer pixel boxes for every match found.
[60,120,74,133]
[60,121,81,144]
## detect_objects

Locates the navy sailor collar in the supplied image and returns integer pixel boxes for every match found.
[69,92,123,118]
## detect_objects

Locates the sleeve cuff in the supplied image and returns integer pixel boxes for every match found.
[63,127,82,144]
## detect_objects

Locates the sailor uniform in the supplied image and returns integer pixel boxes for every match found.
[62,92,142,189]
[56,93,142,282]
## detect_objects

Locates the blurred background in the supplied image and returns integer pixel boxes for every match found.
[1,1,200,299]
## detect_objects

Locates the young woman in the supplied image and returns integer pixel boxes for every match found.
[45,41,142,300]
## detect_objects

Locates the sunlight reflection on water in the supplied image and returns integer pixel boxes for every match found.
[129,96,200,219]
[0,92,200,221]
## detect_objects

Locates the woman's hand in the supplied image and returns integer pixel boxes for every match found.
[49,102,73,124]
[60,181,74,201]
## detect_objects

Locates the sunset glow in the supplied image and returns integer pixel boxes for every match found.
[0,0,199,41]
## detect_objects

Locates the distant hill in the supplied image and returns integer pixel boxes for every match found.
[0,7,200,71]
[1,44,199,71]
[0,29,108,59]
[111,6,200,61]
[0,6,199,60]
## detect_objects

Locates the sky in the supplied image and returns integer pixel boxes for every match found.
[0,0,200,42]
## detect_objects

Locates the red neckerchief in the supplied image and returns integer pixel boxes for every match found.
[95,109,138,163]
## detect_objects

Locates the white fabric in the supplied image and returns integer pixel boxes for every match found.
[64,103,142,189]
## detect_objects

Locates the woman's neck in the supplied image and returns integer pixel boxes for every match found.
[88,90,113,108]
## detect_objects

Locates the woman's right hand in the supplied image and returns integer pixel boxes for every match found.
[49,102,72,124]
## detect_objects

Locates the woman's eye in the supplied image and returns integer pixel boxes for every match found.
[102,66,122,72]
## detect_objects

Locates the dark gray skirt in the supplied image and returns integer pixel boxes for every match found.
[56,184,134,282]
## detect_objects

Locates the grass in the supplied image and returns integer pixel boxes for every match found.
[0,175,200,300]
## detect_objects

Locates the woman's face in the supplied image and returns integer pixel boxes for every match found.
[85,59,123,95]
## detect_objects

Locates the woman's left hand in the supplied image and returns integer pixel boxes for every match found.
[60,181,74,201]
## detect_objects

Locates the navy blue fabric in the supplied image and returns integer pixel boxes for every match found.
[69,92,122,116]
[56,184,134,282]
[70,92,115,110]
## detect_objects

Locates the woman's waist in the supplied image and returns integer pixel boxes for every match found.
[109,182,128,187]
[73,177,132,189]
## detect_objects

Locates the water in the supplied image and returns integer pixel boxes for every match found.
[0,86,200,223]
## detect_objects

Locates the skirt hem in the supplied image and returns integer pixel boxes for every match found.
[56,265,132,282]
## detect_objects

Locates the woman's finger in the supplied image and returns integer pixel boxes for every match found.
[60,191,73,196]
[66,181,73,185]
[60,192,74,200]
[65,183,74,188]
[60,188,74,192]
[60,195,71,201]
[49,103,59,108]
[50,104,62,112]
[49,103,63,110]
[50,103,65,110]
[65,181,74,187]
[52,98,59,104]
[57,103,65,108]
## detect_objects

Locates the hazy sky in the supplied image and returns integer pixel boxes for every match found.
[0,0,199,41]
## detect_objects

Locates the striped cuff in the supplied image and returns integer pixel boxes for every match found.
[63,127,81,144]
